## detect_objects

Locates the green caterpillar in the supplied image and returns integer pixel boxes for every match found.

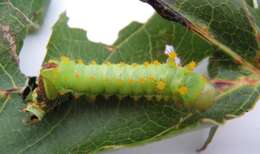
[25,56,216,121]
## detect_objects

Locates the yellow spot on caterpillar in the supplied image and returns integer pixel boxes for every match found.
[61,56,70,64]
[168,60,177,67]
[166,51,178,66]
[144,61,150,67]
[186,61,196,71]
[91,60,97,64]
[90,76,96,80]
[168,51,177,59]
[77,59,84,64]
[178,86,188,95]
[148,76,156,81]
[139,77,145,84]
[117,79,123,85]
[153,60,160,65]
[132,63,138,67]
[128,79,134,84]
[104,61,111,65]
[75,72,80,78]
[119,62,125,66]
[156,80,166,91]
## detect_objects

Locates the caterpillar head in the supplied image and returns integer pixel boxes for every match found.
[24,100,46,122]
[194,83,216,111]
[23,61,59,122]
[23,88,47,122]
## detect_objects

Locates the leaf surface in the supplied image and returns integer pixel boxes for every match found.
[6,12,257,154]
[0,0,49,153]
[0,0,50,90]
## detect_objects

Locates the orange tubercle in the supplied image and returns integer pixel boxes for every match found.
[91,60,97,64]
[61,56,70,64]
[76,59,84,64]
[132,63,138,67]
[186,61,196,71]
[153,60,161,65]
[119,62,126,66]
[139,77,145,84]
[148,75,156,81]
[128,79,134,84]
[156,80,166,91]
[178,86,188,95]
[105,61,111,65]
[90,76,96,80]
[144,61,150,67]
[117,79,123,85]
[168,51,177,59]
[75,72,80,78]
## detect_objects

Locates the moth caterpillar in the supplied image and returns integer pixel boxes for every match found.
[25,55,216,120]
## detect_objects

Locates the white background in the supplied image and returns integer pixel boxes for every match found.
[20,0,260,154]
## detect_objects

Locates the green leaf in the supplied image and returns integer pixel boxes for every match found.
[249,5,260,55]
[203,85,260,123]
[253,8,260,27]
[142,0,260,75]
[2,0,260,152]
[46,13,213,65]
[208,52,252,79]
[141,1,260,124]
[0,0,50,117]
[0,12,212,154]
[46,13,167,63]
[170,22,214,64]
[0,0,50,90]
[207,1,260,79]
[0,0,49,153]
[245,0,254,7]
[4,12,257,154]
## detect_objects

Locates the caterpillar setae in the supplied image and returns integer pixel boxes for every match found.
[24,52,216,121]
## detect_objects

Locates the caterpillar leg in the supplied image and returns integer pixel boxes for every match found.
[197,126,219,152]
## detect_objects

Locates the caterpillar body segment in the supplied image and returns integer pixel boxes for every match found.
[25,57,216,120]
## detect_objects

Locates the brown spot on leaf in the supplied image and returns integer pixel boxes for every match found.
[0,87,20,97]
[242,77,257,85]
[42,62,58,69]
[256,51,260,69]
[0,88,6,97]
[212,80,235,91]
[106,45,117,52]
[256,33,260,43]
[0,24,19,64]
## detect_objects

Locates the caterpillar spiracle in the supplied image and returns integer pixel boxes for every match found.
[24,54,216,121]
